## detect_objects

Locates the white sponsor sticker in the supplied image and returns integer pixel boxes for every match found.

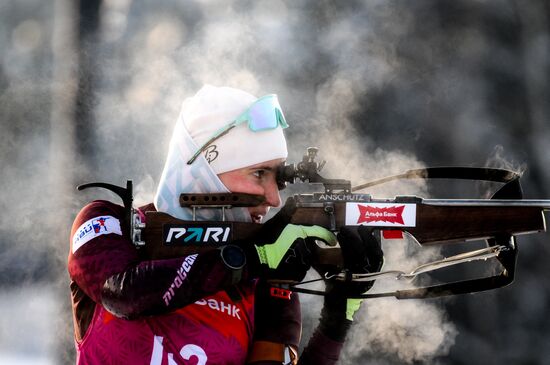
[72,215,122,253]
[345,203,417,227]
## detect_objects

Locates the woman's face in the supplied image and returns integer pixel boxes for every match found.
[217,158,284,223]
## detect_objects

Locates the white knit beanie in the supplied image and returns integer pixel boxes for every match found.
[182,85,288,174]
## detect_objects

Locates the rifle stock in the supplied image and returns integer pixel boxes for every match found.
[290,204,545,244]
[140,211,262,259]
[139,195,548,269]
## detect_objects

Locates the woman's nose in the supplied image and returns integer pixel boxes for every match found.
[264,179,282,208]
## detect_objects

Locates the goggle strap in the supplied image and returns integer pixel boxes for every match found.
[275,109,289,128]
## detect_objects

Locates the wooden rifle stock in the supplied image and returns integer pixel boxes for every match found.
[140,211,259,258]
[138,195,547,273]
[290,202,546,245]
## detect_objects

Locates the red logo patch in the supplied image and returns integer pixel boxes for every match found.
[270,287,292,300]
[357,205,406,225]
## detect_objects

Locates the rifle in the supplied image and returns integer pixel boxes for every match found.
[78,147,550,299]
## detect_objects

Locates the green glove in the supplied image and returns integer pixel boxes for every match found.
[255,224,336,268]
[252,223,337,282]
[345,298,363,321]
[245,198,337,282]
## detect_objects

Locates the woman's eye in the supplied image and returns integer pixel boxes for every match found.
[253,170,265,178]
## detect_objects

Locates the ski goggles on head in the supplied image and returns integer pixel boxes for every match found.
[187,94,289,164]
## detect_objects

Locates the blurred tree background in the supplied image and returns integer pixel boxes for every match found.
[0,0,549,364]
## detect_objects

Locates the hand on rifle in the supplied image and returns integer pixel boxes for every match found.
[244,197,337,282]
[316,226,384,341]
